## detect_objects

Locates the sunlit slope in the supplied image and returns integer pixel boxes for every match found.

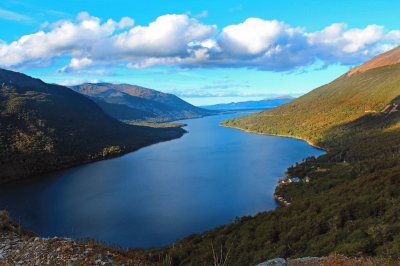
[223,62,400,146]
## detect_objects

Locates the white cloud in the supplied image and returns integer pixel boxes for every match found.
[219,18,303,57]
[118,17,134,29]
[0,13,399,71]
[59,78,100,86]
[61,57,93,72]
[0,12,124,67]
[196,10,208,18]
[0,8,32,23]
[112,14,216,57]
[307,23,392,65]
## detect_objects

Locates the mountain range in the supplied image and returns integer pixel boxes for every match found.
[71,83,216,123]
[0,69,185,183]
[202,96,295,110]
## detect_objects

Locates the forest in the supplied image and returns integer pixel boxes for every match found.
[0,69,186,183]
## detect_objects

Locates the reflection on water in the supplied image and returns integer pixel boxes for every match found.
[0,113,324,248]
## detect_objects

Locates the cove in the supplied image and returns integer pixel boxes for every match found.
[0,113,324,248]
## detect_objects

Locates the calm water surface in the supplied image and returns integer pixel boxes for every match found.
[0,113,324,248]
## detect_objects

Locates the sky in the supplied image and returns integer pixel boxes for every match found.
[0,0,399,105]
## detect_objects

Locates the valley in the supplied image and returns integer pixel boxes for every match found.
[0,113,323,249]
[1,2,400,263]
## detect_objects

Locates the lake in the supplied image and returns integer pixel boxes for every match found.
[0,113,324,248]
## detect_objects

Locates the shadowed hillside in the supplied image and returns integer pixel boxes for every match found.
[72,83,216,123]
[0,69,185,183]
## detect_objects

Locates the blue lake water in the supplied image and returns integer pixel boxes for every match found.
[0,113,324,248]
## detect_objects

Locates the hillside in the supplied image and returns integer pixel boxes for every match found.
[0,69,185,183]
[223,54,400,147]
[154,46,400,265]
[71,83,216,122]
[348,46,400,76]
[202,96,295,111]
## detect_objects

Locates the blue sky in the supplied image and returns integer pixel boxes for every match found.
[1,0,400,105]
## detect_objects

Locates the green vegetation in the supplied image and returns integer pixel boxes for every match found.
[151,50,400,265]
[0,69,185,183]
[223,63,400,148]
[71,83,217,123]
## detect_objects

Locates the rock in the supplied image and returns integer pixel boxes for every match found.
[255,258,287,266]
[48,251,59,258]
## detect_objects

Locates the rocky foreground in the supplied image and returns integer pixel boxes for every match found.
[0,210,394,265]
[0,211,154,265]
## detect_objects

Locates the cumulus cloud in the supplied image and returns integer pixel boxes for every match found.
[220,18,302,56]
[0,13,399,71]
[59,78,101,86]
[0,12,122,67]
[112,14,216,57]
[307,23,389,65]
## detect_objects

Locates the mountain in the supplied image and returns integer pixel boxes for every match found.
[161,46,400,264]
[71,83,216,122]
[223,46,400,146]
[348,46,400,76]
[201,96,295,110]
[0,69,185,183]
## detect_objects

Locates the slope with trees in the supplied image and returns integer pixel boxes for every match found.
[0,69,185,183]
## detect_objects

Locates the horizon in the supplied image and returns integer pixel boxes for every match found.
[1,0,400,105]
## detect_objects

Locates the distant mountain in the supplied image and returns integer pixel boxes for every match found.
[0,69,185,183]
[71,83,216,122]
[201,96,295,110]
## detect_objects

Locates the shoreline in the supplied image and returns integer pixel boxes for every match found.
[221,122,329,207]
[220,123,329,152]
[0,127,187,185]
